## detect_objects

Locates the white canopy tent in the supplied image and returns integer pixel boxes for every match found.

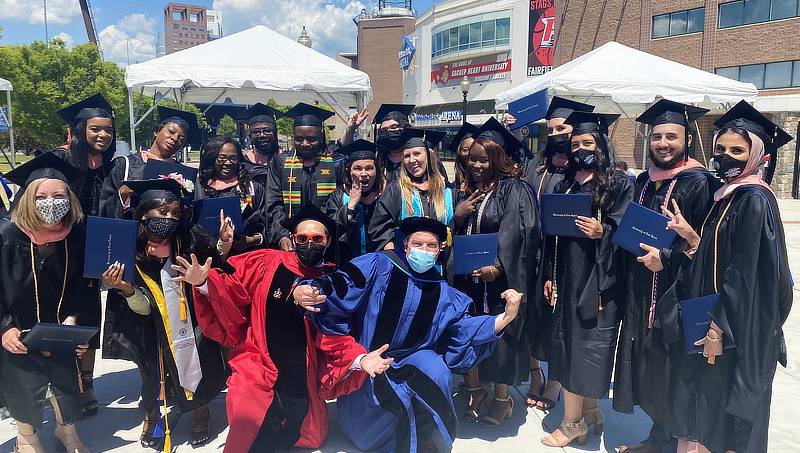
[124,25,372,151]
[496,42,758,167]
[0,78,15,168]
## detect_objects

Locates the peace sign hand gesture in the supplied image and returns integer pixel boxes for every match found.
[347,109,370,133]
[454,190,486,226]
[662,199,700,248]
[171,253,213,287]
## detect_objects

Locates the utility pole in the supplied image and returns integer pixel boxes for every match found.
[43,0,49,44]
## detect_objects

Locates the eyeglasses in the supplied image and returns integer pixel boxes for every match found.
[216,155,240,164]
[251,128,275,136]
[294,233,328,244]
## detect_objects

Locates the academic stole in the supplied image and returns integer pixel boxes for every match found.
[342,192,367,257]
[400,186,455,246]
[282,154,336,217]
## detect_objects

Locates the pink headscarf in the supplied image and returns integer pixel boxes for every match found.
[713,130,773,201]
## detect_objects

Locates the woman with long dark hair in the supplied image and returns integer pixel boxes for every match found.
[537,112,633,447]
[452,117,540,427]
[101,177,227,450]
[199,136,268,255]
[450,122,479,193]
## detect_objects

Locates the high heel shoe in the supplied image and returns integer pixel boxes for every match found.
[15,432,44,453]
[80,371,98,418]
[54,423,90,453]
[582,405,605,435]
[463,387,488,423]
[526,367,545,408]
[481,396,514,427]
[541,419,588,447]
[536,380,562,412]
[140,410,165,450]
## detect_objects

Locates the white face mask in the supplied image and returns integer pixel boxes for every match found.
[36,198,71,225]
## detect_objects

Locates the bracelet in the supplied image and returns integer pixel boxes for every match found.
[255,234,264,246]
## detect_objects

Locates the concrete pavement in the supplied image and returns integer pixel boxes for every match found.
[2,200,799,452]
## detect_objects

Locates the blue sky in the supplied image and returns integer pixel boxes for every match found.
[0,0,436,65]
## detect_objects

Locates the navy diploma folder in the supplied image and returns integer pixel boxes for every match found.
[612,202,676,256]
[143,159,198,183]
[679,293,732,354]
[21,323,100,353]
[192,196,244,234]
[507,89,548,130]
[83,216,137,282]
[452,233,499,275]
[540,193,592,237]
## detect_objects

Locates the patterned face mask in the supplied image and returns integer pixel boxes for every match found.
[35,198,71,225]
[144,217,180,241]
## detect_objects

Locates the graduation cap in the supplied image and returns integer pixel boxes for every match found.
[474,117,525,163]
[5,151,82,188]
[714,100,793,183]
[447,123,480,153]
[399,216,448,243]
[57,93,114,130]
[143,159,199,185]
[245,103,282,127]
[400,128,446,150]
[281,203,337,236]
[157,106,201,147]
[124,178,186,200]
[338,139,386,164]
[373,104,415,126]
[637,99,710,161]
[565,111,621,164]
[546,97,595,121]
[285,102,335,128]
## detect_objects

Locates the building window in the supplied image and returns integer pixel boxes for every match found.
[172,24,179,29]
[718,0,799,28]
[171,11,183,21]
[431,13,512,59]
[189,13,200,22]
[717,59,800,89]
[652,7,705,38]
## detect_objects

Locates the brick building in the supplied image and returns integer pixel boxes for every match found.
[406,0,800,197]
[164,3,208,55]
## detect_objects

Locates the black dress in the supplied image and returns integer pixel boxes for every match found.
[323,186,380,262]
[654,186,792,453]
[451,178,540,385]
[0,220,94,426]
[535,175,634,398]
[202,181,269,255]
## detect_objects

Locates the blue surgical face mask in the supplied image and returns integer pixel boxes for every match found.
[407,247,438,273]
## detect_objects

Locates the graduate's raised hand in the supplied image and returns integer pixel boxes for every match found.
[663,199,699,246]
[576,216,604,239]
[501,289,523,320]
[1,327,28,355]
[102,262,135,297]
[637,243,664,273]
[501,113,517,128]
[172,253,212,287]
[293,284,327,312]
[347,183,363,210]
[219,209,235,244]
[361,344,394,377]
[347,109,370,133]
[454,190,485,226]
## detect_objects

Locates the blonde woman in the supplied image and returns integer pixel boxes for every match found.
[0,153,92,453]
[369,128,454,251]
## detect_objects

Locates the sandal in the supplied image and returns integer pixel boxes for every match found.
[190,406,211,447]
[617,443,662,453]
[536,380,562,412]
[541,419,588,447]
[463,387,488,422]
[140,410,165,450]
[526,367,545,408]
[80,371,98,418]
[481,396,513,427]
[582,405,605,435]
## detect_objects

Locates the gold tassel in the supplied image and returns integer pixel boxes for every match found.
[159,350,172,453]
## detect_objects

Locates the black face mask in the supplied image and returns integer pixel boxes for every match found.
[711,154,747,180]
[545,134,571,157]
[295,242,326,266]
[571,148,597,170]
[376,129,404,149]
[144,217,180,241]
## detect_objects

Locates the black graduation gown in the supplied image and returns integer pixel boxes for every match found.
[264,153,346,245]
[242,150,276,188]
[101,256,228,413]
[613,169,719,415]
[0,220,94,425]
[323,186,380,262]
[202,180,269,254]
[451,178,540,385]
[99,153,204,219]
[535,175,634,398]
[653,186,792,453]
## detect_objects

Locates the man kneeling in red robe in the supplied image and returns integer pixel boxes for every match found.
[176,205,393,453]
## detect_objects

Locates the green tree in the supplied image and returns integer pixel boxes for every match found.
[217,114,237,137]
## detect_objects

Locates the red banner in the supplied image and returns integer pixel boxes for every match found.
[528,0,555,76]
[431,52,512,87]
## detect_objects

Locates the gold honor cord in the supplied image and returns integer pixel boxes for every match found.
[699,196,735,293]
[537,168,548,203]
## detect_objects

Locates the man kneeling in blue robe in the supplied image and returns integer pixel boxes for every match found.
[293,216,522,453]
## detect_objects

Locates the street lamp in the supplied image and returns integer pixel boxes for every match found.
[460,76,471,125]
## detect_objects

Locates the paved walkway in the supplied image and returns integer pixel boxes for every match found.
[2,200,799,452]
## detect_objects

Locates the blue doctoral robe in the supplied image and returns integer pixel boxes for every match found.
[308,250,500,452]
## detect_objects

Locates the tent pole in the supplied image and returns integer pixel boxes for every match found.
[7,90,15,168]
[134,92,168,128]
[693,119,707,167]
[202,89,227,115]
[128,88,137,153]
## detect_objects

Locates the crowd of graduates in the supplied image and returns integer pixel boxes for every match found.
[0,91,792,453]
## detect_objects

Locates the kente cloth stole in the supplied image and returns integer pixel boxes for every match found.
[282,154,336,217]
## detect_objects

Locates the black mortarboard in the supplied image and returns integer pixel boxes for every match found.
[373,104,415,125]
[281,203,337,235]
[157,106,200,147]
[564,111,621,136]
[124,178,186,200]
[546,97,595,120]
[5,151,82,187]
[339,139,386,163]
[636,99,709,127]
[245,103,282,127]
[400,128,446,150]
[285,102,335,128]
[447,123,480,153]
[475,117,525,162]
[57,93,114,130]
[714,100,793,183]
[143,159,199,184]
[399,216,448,243]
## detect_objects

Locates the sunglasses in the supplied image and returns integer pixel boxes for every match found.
[294,233,328,245]
[216,155,240,164]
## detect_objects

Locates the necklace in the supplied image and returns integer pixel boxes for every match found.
[30,240,69,323]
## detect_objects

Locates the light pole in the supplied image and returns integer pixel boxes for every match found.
[43,0,49,45]
[460,76,471,125]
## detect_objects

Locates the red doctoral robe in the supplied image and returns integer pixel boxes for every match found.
[192,250,367,453]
